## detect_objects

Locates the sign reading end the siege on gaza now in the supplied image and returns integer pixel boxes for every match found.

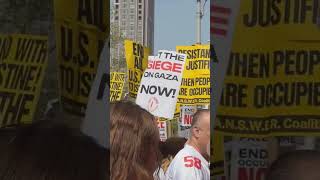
[136,51,186,119]
[54,0,108,116]
[0,34,48,127]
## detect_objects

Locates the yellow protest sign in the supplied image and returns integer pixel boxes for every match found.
[216,1,320,137]
[124,40,149,98]
[176,44,210,104]
[174,45,210,117]
[54,0,108,116]
[110,72,125,102]
[0,34,48,127]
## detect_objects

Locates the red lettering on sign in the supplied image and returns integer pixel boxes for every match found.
[238,167,267,180]
[183,115,192,125]
[148,60,182,73]
[184,156,201,169]
[158,122,165,128]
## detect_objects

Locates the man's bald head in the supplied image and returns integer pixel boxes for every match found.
[188,109,210,157]
[191,109,210,128]
[266,150,320,180]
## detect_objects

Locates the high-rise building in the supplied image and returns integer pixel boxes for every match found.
[111,0,154,67]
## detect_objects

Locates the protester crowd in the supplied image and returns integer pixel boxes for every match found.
[0,100,319,180]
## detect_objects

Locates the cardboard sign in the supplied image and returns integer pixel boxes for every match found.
[82,40,109,148]
[215,0,320,136]
[157,120,167,142]
[230,138,269,180]
[0,34,48,127]
[136,51,186,119]
[110,72,125,102]
[124,40,149,99]
[181,105,197,127]
[211,0,240,122]
[54,0,108,116]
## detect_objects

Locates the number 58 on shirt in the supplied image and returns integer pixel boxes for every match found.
[184,156,202,169]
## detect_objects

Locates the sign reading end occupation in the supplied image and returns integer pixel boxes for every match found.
[136,51,186,119]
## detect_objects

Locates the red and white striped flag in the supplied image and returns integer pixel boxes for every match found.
[211,4,232,37]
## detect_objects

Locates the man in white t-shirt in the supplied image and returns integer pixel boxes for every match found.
[165,109,210,180]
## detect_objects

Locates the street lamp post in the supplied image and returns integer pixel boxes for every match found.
[196,0,202,44]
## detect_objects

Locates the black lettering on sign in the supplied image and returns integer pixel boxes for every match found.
[60,26,73,61]
[113,73,125,81]
[110,82,123,90]
[185,59,210,70]
[239,148,268,159]
[188,87,211,96]
[78,32,89,67]
[227,52,270,78]
[0,36,12,62]
[78,0,106,31]
[59,65,74,93]
[140,85,177,98]
[129,82,139,93]
[80,71,93,97]
[134,56,143,70]
[178,49,210,59]
[253,82,320,108]
[273,50,320,75]
[15,38,47,63]
[220,83,248,107]
[97,73,109,100]
[146,72,178,81]
[132,42,144,58]
[3,64,38,91]
[128,70,139,82]
[78,0,93,24]
[179,88,188,96]
[243,0,319,27]
[110,91,120,101]
[0,92,34,127]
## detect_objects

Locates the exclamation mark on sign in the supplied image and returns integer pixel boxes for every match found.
[172,89,176,98]
[33,67,42,92]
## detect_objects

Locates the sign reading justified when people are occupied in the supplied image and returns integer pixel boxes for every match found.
[215,0,320,137]
[175,44,210,117]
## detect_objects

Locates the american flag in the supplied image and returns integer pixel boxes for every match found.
[211,4,232,37]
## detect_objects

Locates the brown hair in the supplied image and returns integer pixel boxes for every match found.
[266,150,320,180]
[160,137,187,158]
[0,120,108,180]
[110,101,161,180]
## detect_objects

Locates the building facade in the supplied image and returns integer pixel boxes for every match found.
[111,0,154,68]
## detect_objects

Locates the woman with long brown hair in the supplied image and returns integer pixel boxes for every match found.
[110,101,161,180]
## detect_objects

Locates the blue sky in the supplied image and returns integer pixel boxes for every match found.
[154,0,210,54]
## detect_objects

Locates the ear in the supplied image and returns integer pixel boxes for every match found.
[192,127,201,138]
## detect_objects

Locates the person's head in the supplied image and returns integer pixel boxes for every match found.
[266,150,320,180]
[189,109,210,157]
[110,100,161,180]
[160,137,187,159]
[0,120,108,180]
